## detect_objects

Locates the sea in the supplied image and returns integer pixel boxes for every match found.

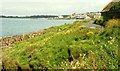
[0,18,75,37]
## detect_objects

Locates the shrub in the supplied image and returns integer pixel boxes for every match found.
[110,1,120,10]
[94,17,105,25]
[105,19,120,28]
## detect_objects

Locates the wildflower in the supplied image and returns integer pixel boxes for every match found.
[47,61,49,63]
[90,50,92,53]
[72,66,76,69]
[80,54,82,57]
[87,31,94,35]
[66,63,68,66]
[103,44,106,47]
[110,37,112,39]
[76,61,79,65]
[110,42,113,45]
[83,54,86,57]
[98,40,100,43]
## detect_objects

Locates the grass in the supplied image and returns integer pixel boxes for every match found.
[2,20,119,70]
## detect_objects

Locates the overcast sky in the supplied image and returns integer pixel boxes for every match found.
[0,0,112,16]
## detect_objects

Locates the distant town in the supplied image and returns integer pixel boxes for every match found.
[1,12,101,20]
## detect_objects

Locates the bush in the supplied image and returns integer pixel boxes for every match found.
[110,1,120,10]
[105,19,120,28]
[94,17,105,25]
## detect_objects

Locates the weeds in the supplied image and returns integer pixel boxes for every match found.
[2,20,119,69]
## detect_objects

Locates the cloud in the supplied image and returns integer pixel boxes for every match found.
[1,0,112,15]
[1,0,112,3]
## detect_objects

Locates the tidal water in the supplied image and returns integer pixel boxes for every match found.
[0,18,75,37]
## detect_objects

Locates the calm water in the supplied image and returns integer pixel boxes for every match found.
[0,18,75,37]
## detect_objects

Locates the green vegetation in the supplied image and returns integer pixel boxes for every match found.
[2,20,119,70]
[94,1,120,26]
[110,1,120,10]
[94,17,120,27]
[62,15,70,18]
[105,19,120,28]
[94,16,105,26]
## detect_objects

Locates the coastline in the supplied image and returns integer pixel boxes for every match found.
[1,18,78,48]
[1,18,119,69]
[0,19,92,48]
[1,17,85,20]
[0,29,47,48]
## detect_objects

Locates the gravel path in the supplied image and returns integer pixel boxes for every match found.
[82,21,103,29]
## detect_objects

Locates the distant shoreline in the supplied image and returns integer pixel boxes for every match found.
[1,17,85,20]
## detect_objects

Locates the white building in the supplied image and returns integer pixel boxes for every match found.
[58,15,64,18]
[76,13,91,19]
[94,13,101,18]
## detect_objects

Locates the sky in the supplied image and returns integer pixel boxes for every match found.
[0,0,112,16]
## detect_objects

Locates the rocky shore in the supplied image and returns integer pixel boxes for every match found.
[0,30,47,48]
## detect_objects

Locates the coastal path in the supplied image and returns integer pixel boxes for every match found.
[82,20,103,29]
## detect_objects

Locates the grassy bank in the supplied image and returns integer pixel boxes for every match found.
[2,20,119,70]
